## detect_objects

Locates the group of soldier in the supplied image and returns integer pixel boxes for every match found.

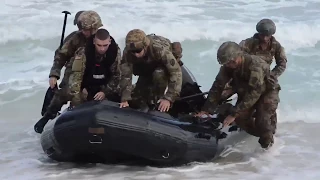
[33,10,287,149]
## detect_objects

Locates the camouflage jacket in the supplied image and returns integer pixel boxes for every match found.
[49,31,87,80]
[120,35,182,103]
[53,31,78,57]
[51,31,80,88]
[239,33,287,78]
[202,54,272,115]
[69,37,122,106]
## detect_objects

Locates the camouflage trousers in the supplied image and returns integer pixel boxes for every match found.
[130,68,168,109]
[222,82,277,134]
[224,88,280,148]
[45,87,73,117]
[58,58,74,89]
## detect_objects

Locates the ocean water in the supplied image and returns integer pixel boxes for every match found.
[1,0,320,179]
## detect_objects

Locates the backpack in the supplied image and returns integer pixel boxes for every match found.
[147,34,183,66]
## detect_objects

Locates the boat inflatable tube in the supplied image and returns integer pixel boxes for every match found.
[39,65,247,166]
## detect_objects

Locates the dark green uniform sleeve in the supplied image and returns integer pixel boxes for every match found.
[160,50,182,103]
[119,48,134,102]
[234,66,265,115]
[49,33,81,79]
[102,45,122,96]
[202,66,232,114]
[272,44,287,78]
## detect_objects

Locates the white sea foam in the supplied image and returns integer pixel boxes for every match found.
[0,1,320,179]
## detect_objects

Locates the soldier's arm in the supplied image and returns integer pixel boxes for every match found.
[160,51,182,103]
[53,32,78,57]
[239,39,250,53]
[201,66,232,114]
[49,34,79,79]
[272,43,287,78]
[102,45,122,95]
[119,48,133,102]
[232,66,265,117]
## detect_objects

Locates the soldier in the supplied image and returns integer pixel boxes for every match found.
[238,18,287,134]
[68,27,121,107]
[51,10,85,88]
[50,10,103,89]
[61,10,85,50]
[119,29,183,112]
[34,10,103,134]
[195,41,280,149]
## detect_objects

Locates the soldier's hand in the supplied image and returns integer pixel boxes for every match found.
[49,77,57,88]
[82,88,88,99]
[158,99,171,112]
[82,88,88,95]
[94,92,105,100]
[194,111,209,117]
[223,115,236,127]
[120,101,129,108]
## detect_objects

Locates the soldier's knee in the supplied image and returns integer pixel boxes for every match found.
[152,68,167,82]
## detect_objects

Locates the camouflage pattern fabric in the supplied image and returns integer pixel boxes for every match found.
[68,45,122,106]
[239,33,287,133]
[202,54,279,148]
[239,33,287,78]
[130,67,169,107]
[44,87,73,117]
[49,31,87,87]
[120,30,182,103]
[147,34,183,65]
[77,10,103,30]
[68,47,87,107]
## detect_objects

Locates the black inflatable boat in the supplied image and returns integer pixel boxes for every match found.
[39,65,248,166]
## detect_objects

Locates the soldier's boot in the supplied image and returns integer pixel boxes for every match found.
[258,133,274,149]
[34,113,55,134]
[34,100,64,134]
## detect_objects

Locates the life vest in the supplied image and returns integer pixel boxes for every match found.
[81,36,118,92]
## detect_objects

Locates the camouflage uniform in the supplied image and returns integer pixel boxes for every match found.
[202,41,280,148]
[238,19,287,134]
[68,38,122,106]
[120,29,183,108]
[52,10,86,88]
[34,10,103,134]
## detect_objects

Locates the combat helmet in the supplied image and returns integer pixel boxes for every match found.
[125,29,151,51]
[74,10,85,26]
[217,41,242,65]
[256,18,276,36]
[78,10,103,30]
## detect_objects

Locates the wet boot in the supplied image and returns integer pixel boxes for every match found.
[258,133,274,149]
[34,113,57,134]
[34,102,62,134]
